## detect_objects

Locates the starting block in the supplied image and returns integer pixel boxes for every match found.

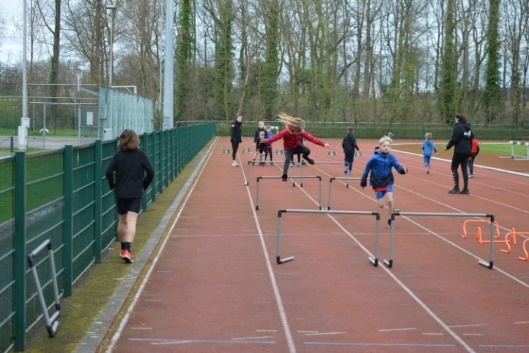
[222,148,231,153]
[355,151,363,156]
[275,149,284,155]
[327,151,337,156]
[242,147,251,153]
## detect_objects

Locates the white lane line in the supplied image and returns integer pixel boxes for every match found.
[303,331,347,336]
[241,154,297,353]
[378,327,417,332]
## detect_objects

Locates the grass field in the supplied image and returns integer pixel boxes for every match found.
[480,142,528,156]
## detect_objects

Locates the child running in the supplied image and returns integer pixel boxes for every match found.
[342,127,361,174]
[105,129,155,263]
[468,137,480,178]
[263,126,274,165]
[421,132,437,174]
[260,112,330,181]
[360,136,408,228]
[257,130,267,166]
[252,121,267,165]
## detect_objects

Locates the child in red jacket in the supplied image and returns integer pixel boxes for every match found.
[468,138,480,177]
[261,112,329,181]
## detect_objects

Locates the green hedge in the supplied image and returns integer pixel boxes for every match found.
[215,121,529,141]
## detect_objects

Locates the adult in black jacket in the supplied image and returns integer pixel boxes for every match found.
[106,129,155,263]
[342,127,361,174]
[445,113,473,194]
[230,114,243,167]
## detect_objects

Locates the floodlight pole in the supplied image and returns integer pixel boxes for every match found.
[106,0,117,87]
[162,0,174,130]
[18,0,29,151]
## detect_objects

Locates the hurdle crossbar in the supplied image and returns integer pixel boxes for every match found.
[256,176,322,210]
[245,159,293,186]
[276,208,381,266]
[388,211,495,269]
[295,161,348,187]
[328,176,361,209]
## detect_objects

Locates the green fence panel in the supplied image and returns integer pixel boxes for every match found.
[2,123,215,352]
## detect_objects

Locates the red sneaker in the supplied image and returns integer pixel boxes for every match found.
[119,249,126,258]
[122,250,134,263]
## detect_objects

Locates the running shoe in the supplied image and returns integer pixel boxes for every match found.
[122,250,134,263]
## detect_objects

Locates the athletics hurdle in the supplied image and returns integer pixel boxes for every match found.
[327,176,361,210]
[245,159,294,186]
[387,211,495,269]
[501,229,529,261]
[255,175,322,210]
[27,239,61,337]
[275,209,381,266]
[509,141,529,159]
[462,219,500,240]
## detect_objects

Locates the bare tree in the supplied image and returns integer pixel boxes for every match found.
[501,0,529,124]
[35,0,61,121]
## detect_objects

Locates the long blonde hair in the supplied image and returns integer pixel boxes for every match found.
[278,112,305,134]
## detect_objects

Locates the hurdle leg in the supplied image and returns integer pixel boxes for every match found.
[255,177,260,210]
[327,178,334,210]
[276,213,294,264]
[245,160,252,186]
[384,218,394,268]
[369,217,380,266]
[478,220,495,269]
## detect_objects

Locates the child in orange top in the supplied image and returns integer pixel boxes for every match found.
[468,138,480,177]
[261,113,330,181]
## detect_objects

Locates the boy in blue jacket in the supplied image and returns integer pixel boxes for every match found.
[360,136,408,228]
[421,132,437,174]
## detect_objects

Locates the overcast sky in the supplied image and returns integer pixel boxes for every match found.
[1,1,24,63]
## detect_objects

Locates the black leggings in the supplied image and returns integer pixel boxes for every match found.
[451,153,470,189]
[231,141,240,160]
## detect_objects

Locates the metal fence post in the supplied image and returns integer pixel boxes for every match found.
[94,140,103,263]
[14,151,27,351]
[63,145,74,296]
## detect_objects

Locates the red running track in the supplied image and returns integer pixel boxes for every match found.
[99,137,529,353]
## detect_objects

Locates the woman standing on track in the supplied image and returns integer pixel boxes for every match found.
[106,129,155,263]
[445,113,473,194]
[230,114,243,167]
